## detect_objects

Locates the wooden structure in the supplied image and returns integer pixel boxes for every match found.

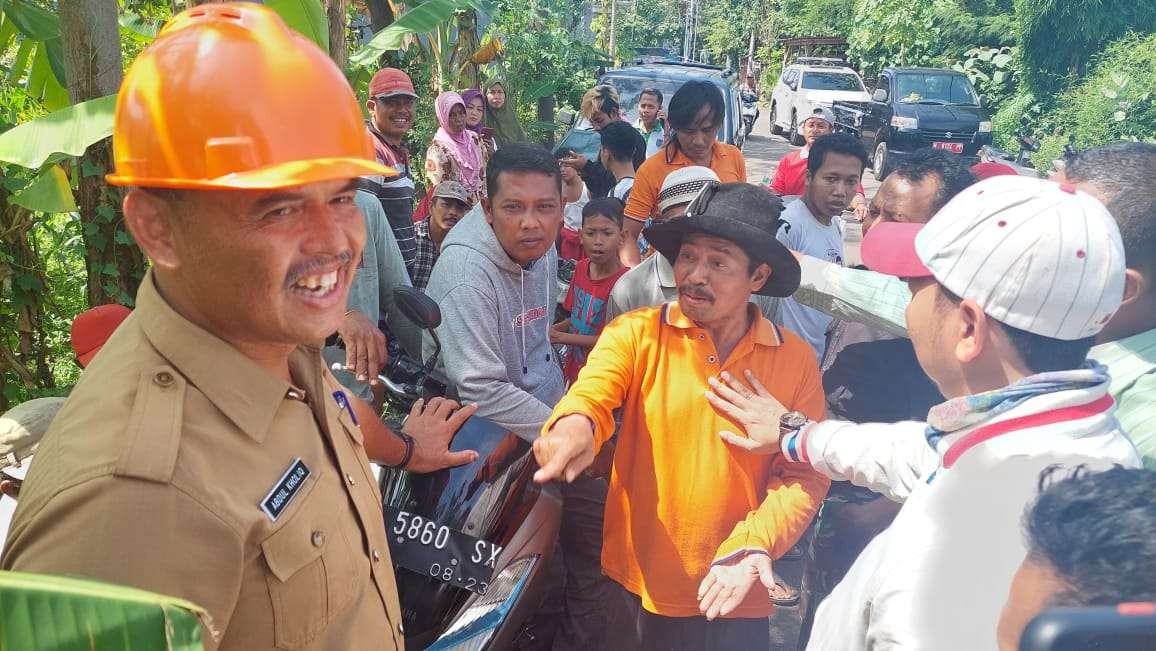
[779,36,849,68]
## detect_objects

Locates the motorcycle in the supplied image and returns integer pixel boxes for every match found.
[741,91,759,138]
[978,116,1041,177]
[368,287,562,650]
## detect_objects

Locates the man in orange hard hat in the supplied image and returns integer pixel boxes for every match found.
[0,5,476,649]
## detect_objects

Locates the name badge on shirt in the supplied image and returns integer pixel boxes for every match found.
[261,458,311,522]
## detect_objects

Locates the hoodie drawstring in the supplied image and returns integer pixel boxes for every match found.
[520,267,528,375]
[517,260,552,376]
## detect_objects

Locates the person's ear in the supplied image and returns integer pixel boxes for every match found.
[954,299,987,364]
[123,189,181,271]
[481,196,494,225]
[750,262,772,293]
[1121,268,1145,306]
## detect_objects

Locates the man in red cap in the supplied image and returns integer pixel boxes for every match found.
[361,67,421,278]
[70,304,132,368]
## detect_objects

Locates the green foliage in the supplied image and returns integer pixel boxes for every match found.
[0,570,206,650]
[847,0,940,77]
[1029,31,1156,169]
[931,0,1015,62]
[757,43,785,98]
[614,0,684,57]
[266,0,330,51]
[350,0,476,68]
[778,0,854,38]
[0,95,117,169]
[949,45,1020,112]
[1014,0,1156,98]
[486,0,600,128]
[990,90,1038,149]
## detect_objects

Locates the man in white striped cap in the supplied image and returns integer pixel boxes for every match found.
[704,175,1141,649]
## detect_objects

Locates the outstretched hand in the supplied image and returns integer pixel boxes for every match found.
[402,397,480,472]
[705,370,788,454]
[533,414,596,483]
[697,553,776,620]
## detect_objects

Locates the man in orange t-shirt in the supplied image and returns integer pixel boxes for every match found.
[534,183,830,648]
[621,80,748,266]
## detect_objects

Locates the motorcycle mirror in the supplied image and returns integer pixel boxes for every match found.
[394,286,442,330]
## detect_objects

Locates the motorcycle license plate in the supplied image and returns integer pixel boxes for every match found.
[933,141,964,154]
[384,506,501,594]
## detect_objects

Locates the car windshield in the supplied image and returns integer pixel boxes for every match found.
[895,73,979,105]
[800,72,864,92]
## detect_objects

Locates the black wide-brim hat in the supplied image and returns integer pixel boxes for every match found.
[643,182,801,297]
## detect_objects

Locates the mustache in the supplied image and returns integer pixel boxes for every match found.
[285,252,353,287]
[679,285,714,301]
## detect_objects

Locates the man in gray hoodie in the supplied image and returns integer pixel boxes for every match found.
[423,144,609,649]
[423,144,566,440]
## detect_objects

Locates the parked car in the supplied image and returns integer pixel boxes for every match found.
[555,60,747,161]
[830,67,993,180]
[769,57,870,146]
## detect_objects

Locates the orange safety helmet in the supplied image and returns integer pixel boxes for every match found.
[106,3,393,190]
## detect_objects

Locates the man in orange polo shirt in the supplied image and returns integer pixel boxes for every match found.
[534,183,829,648]
[620,81,748,265]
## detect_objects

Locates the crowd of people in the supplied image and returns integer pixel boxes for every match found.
[0,5,1154,651]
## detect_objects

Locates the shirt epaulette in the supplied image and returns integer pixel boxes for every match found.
[113,364,186,484]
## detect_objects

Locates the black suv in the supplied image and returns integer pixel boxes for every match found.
[831,67,993,179]
[555,60,747,160]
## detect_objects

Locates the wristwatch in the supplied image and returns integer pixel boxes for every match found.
[779,411,810,438]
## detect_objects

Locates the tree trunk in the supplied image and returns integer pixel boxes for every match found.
[455,9,481,89]
[60,0,145,308]
[0,196,53,410]
[326,0,348,70]
[366,0,396,33]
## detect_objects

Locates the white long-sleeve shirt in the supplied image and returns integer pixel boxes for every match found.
[781,380,1140,650]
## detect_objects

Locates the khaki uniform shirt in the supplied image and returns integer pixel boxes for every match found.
[1,272,404,651]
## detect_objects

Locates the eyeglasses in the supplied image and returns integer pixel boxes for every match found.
[684,180,721,219]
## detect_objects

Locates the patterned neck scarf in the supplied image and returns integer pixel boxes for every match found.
[925,361,1111,448]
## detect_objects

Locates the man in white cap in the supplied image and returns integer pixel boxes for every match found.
[705,176,1141,649]
[0,397,65,554]
[606,167,778,321]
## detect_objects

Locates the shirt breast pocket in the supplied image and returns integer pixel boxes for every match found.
[261,477,364,649]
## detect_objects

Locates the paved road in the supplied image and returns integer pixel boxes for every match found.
[742,116,881,268]
[740,115,885,649]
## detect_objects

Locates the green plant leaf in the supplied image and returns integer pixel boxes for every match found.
[9,165,77,213]
[350,0,474,68]
[266,0,329,51]
[6,35,34,83]
[119,11,159,41]
[1113,110,1126,122]
[1,571,208,647]
[0,95,116,169]
[524,80,559,99]
[993,70,1006,85]
[992,53,1013,68]
[1101,87,1118,99]
[1,0,60,41]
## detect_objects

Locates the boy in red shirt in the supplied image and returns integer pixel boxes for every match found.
[552,197,629,383]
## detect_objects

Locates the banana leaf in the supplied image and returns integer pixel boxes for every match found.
[0,0,60,42]
[0,570,207,650]
[10,164,77,213]
[266,0,329,51]
[350,0,476,68]
[0,95,116,170]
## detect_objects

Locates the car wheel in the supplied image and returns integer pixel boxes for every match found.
[873,141,894,180]
[769,103,782,136]
[789,112,804,146]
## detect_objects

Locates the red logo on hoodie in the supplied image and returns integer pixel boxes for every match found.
[512,306,548,328]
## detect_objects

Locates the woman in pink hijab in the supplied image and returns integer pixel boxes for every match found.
[425,91,488,206]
